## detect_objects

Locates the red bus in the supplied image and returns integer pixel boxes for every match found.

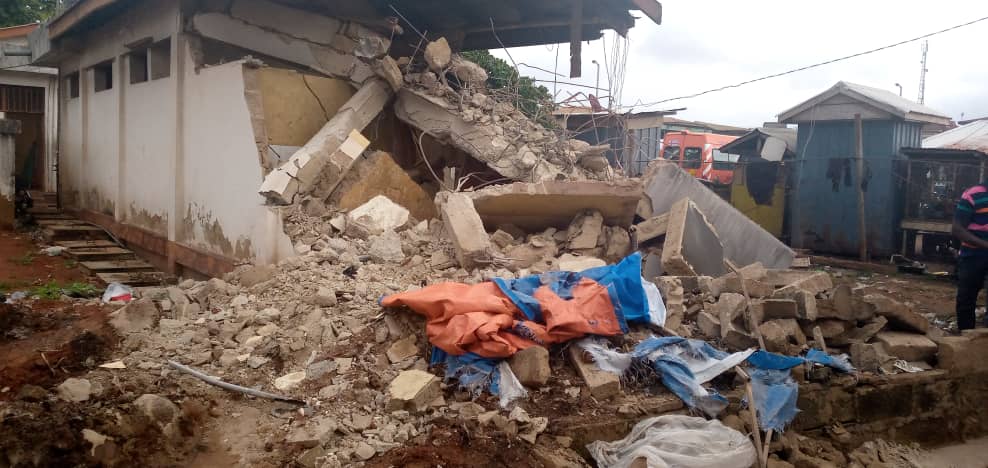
[660,131,739,185]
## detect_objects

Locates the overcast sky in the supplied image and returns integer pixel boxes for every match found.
[492,0,988,128]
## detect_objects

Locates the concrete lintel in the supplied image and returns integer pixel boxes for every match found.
[464,179,642,233]
[259,79,390,205]
[190,12,374,86]
[632,213,669,245]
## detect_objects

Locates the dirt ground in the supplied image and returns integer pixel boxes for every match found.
[0,229,92,293]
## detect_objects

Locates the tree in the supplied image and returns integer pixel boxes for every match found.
[461,49,555,127]
[0,0,60,28]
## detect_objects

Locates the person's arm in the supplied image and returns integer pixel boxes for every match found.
[952,195,988,249]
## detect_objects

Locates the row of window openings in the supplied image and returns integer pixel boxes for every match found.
[65,39,171,99]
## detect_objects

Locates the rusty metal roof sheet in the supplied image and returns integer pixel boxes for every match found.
[922,119,988,153]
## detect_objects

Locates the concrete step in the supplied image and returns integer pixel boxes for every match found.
[44,225,110,242]
[65,246,136,261]
[56,240,119,249]
[81,259,156,272]
[36,218,89,226]
[96,271,169,287]
[27,206,61,215]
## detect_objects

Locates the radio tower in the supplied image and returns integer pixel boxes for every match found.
[917,41,929,104]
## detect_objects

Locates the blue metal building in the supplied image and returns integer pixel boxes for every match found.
[778,81,952,257]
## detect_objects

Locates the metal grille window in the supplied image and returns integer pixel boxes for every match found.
[0,85,44,114]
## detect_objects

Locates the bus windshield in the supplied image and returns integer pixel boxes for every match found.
[662,145,680,160]
[683,147,702,169]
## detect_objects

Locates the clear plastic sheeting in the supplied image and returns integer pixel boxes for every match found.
[587,414,757,468]
[497,361,529,409]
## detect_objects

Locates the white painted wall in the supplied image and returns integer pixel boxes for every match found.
[54,1,293,269]
[181,52,293,263]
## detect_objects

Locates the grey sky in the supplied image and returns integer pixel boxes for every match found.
[492,0,988,128]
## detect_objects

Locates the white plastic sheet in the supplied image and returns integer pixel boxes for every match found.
[641,277,666,327]
[101,282,134,303]
[587,414,756,468]
[497,361,528,409]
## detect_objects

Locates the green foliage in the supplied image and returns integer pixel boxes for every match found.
[460,50,555,127]
[31,281,99,299]
[0,0,60,27]
[9,253,35,266]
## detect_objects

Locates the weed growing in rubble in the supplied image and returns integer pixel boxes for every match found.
[9,253,35,266]
[31,281,99,300]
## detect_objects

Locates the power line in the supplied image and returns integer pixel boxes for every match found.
[623,14,988,109]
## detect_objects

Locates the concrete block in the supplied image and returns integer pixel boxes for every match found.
[850,342,881,373]
[722,277,775,298]
[774,271,833,296]
[642,161,794,269]
[661,198,726,277]
[387,370,441,413]
[557,254,606,272]
[567,210,604,250]
[697,310,721,338]
[440,192,492,270]
[863,294,929,334]
[713,293,746,335]
[824,284,854,321]
[424,37,451,72]
[810,319,853,339]
[773,287,818,321]
[568,345,620,399]
[387,335,418,363]
[346,195,410,236]
[603,226,631,262]
[874,332,937,362]
[464,179,642,233]
[329,151,436,221]
[509,346,551,387]
[760,299,799,320]
[759,319,807,354]
[722,326,757,351]
[936,334,988,374]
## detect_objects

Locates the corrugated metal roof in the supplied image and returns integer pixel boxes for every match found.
[778,81,951,124]
[840,81,948,119]
[922,119,988,153]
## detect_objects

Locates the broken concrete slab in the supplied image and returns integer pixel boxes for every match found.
[439,192,492,270]
[772,288,818,321]
[602,226,632,263]
[862,294,929,334]
[346,195,410,236]
[328,151,437,221]
[874,332,937,362]
[936,331,988,374]
[259,79,387,205]
[661,198,726,277]
[567,210,604,250]
[850,342,881,373]
[464,179,642,233]
[108,298,159,334]
[642,161,794,269]
[387,370,441,413]
[386,336,418,363]
[569,345,620,399]
[713,293,747,336]
[509,346,551,387]
[395,89,580,183]
[830,316,888,347]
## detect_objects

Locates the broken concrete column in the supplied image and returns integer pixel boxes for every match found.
[661,198,726,277]
[657,277,686,332]
[439,192,492,270]
[259,78,390,205]
[632,213,669,246]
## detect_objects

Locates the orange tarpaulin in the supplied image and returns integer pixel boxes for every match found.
[381,278,624,358]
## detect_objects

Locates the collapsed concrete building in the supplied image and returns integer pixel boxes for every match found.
[24,0,663,277]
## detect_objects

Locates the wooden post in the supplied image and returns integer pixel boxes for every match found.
[569,0,583,78]
[855,114,867,262]
[736,367,764,468]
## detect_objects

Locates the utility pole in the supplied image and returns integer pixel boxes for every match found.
[917,41,929,104]
[855,114,868,262]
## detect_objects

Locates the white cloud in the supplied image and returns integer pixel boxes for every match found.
[492,0,988,127]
